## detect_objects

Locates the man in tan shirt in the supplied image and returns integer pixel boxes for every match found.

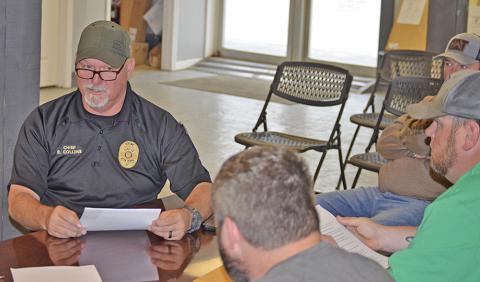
[316,33,480,226]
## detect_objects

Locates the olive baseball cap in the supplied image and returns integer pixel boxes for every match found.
[407,70,480,120]
[76,20,130,68]
[434,33,480,65]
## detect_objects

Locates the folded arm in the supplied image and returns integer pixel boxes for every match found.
[378,115,431,160]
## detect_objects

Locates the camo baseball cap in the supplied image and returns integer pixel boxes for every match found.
[76,20,130,68]
[407,70,480,120]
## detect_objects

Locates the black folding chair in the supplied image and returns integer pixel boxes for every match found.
[348,76,443,188]
[234,62,352,190]
[336,50,443,189]
[344,50,443,165]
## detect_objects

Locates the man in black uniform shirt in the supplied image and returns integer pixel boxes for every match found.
[7,21,212,239]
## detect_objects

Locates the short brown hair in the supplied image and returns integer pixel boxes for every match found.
[212,147,319,250]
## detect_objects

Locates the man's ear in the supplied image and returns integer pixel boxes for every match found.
[463,120,480,150]
[222,217,245,257]
[125,57,136,79]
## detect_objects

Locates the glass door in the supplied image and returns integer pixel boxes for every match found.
[219,0,292,64]
[219,0,385,75]
[307,0,382,70]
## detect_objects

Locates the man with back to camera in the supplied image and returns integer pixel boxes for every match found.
[316,33,480,226]
[7,21,212,240]
[212,146,393,282]
[338,70,480,281]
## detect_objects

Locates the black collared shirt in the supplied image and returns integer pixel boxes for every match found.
[9,83,211,215]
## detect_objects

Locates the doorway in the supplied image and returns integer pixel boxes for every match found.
[40,0,111,88]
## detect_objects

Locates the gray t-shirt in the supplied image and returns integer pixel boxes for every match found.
[254,242,393,282]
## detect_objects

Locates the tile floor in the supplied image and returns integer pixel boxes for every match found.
[40,66,378,195]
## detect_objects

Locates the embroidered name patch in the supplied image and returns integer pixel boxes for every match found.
[118,141,139,169]
[56,145,83,156]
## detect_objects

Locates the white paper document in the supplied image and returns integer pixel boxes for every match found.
[143,0,163,35]
[80,208,161,231]
[316,205,389,268]
[11,265,102,282]
[396,0,426,25]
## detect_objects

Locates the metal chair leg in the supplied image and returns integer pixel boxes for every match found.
[351,167,363,188]
[337,144,347,190]
[313,151,328,184]
[335,125,361,189]
[348,132,377,188]
[344,125,361,164]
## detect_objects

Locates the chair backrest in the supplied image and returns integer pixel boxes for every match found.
[361,50,442,114]
[364,76,443,150]
[384,77,443,116]
[270,62,352,106]
[379,50,443,81]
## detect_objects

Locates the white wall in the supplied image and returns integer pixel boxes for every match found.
[162,0,208,70]
[177,0,206,61]
[70,0,110,85]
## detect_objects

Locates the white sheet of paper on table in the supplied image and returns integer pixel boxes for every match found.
[316,205,389,269]
[11,265,102,282]
[80,208,161,231]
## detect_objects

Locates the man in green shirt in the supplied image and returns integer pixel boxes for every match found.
[338,70,480,281]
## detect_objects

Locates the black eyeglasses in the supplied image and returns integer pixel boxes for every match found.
[75,61,126,81]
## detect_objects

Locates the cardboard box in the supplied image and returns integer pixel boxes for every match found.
[120,0,151,42]
[148,53,161,68]
[148,45,161,68]
[131,42,149,65]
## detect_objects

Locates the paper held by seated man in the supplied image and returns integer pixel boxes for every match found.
[316,205,389,268]
[80,207,161,231]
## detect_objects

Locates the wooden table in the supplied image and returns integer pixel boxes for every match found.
[0,198,222,281]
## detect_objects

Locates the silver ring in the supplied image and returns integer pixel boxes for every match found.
[168,230,173,239]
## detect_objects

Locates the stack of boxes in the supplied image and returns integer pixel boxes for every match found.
[120,0,151,66]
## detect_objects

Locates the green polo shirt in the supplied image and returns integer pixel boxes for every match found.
[389,162,480,281]
[9,83,210,215]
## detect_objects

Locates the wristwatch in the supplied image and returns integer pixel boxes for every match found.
[184,206,203,233]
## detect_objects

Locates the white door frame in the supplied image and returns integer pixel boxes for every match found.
[56,0,75,88]
[161,0,180,70]
[42,0,111,88]
[204,0,220,58]
[162,0,213,71]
